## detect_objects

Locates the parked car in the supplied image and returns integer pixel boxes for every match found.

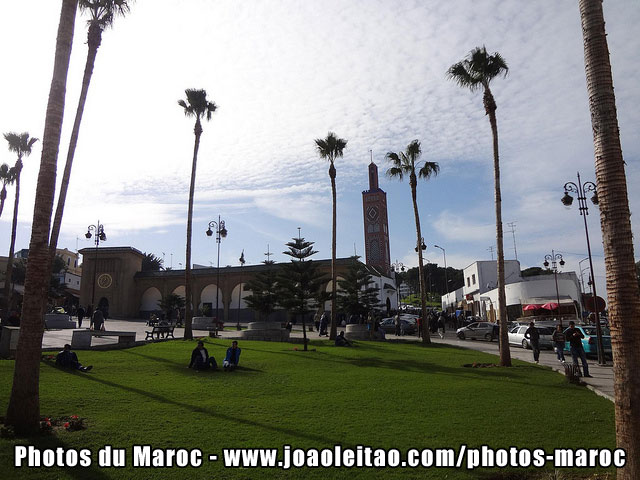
[379,318,416,335]
[564,325,612,357]
[508,325,554,350]
[456,322,498,341]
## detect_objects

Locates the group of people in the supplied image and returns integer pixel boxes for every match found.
[524,321,591,377]
[189,340,242,372]
[74,304,109,331]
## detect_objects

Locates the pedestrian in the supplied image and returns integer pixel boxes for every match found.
[552,324,566,363]
[394,313,401,336]
[437,314,446,339]
[319,312,329,336]
[524,322,541,363]
[76,305,85,329]
[92,308,104,331]
[566,321,591,377]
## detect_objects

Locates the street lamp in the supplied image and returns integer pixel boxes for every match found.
[434,245,449,310]
[85,221,106,309]
[414,237,426,252]
[205,215,228,323]
[562,172,605,365]
[237,249,245,330]
[391,260,405,310]
[542,250,565,326]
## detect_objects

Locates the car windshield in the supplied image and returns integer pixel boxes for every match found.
[536,327,554,335]
[583,327,610,336]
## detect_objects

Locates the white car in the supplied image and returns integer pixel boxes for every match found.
[508,325,554,349]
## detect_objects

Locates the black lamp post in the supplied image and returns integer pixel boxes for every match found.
[391,260,405,310]
[206,216,227,323]
[85,221,106,309]
[434,244,449,310]
[562,172,605,365]
[236,250,245,330]
[543,250,565,327]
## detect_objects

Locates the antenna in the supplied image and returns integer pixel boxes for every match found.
[297,227,301,239]
[507,221,518,261]
[487,246,494,261]
[354,242,357,256]
[369,149,373,163]
[264,244,273,263]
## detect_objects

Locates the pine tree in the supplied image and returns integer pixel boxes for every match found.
[278,237,326,351]
[244,259,280,321]
[337,256,379,322]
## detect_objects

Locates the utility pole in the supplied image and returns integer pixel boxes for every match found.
[507,222,518,261]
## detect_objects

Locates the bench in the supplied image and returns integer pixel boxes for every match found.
[71,330,136,349]
[192,317,224,337]
[145,325,176,341]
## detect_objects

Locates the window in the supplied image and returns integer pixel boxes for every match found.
[67,258,70,265]
[472,274,476,285]
[467,277,470,287]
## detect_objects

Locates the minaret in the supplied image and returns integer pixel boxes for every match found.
[362,157,391,275]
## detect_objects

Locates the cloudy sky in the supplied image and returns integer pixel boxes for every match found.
[1,0,639,299]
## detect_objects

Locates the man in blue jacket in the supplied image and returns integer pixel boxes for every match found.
[223,341,241,371]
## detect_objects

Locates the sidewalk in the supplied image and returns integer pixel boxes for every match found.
[38,319,614,401]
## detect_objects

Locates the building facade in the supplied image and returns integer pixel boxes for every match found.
[362,161,391,275]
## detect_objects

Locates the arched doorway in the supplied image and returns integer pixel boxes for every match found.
[98,297,110,318]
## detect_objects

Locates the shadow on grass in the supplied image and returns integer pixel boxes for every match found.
[74,373,338,445]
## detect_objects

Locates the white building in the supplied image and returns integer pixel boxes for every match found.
[442,260,583,322]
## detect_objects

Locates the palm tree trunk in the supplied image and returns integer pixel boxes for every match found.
[579,1,640,476]
[329,162,337,340]
[5,0,78,435]
[3,165,21,311]
[485,87,511,367]
[410,175,431,344]
[184,118,202,341]
[49,23,103,262]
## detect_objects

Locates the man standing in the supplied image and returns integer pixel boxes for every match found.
[223,341,241,371]
[394,313,401,336]
[552,324,566,363]
[76,305,85,329]
[524,322,541,364]
[566,321,591,377]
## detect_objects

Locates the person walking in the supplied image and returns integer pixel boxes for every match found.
[394,313,401,336]
[524,322,541,364]
[76,305,85,329]
[566,321,591,377]
[437,314,446,339]
[552,324,566,363]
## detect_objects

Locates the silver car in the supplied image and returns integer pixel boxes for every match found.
[456,322,498,341]
[508,325,554,349]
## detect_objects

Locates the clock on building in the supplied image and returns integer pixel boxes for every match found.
[97,273,113,289]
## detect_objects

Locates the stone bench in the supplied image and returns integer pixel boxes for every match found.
[192,317,224,336]
[238,322,290,342]
[44,314,77,329]
[71,330,136,349]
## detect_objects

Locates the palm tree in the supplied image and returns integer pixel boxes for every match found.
[5,0,79,435]
[447,46,511,367]
[179,89,217,341]
[579,1,640,476]
[0,163,15,218]
[49,0,131,263]
[386,140,439,345]
[2,133,38,311]
[314,132,347,341]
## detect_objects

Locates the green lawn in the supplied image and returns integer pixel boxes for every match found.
[0,339,615,479]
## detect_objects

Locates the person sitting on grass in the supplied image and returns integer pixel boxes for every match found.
[189,341,218,370]
[56,344,93,372]
[335,331,353,347]
[223,341,241,371]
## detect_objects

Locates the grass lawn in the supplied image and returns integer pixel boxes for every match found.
[0,339,615,479]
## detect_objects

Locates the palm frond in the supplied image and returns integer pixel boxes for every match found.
[448,46,508,91]
[80,0,132,29]
[386,166,404,180]
[315,132,347,162]
[418,161,440,179]
[178,89,217,121]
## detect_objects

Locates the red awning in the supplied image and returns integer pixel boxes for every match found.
[541,302,559,310]
[523,304,543,311]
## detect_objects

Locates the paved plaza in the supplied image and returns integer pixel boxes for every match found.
[38,318,614,402]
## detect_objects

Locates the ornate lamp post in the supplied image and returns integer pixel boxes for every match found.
[85,221,106,309]
[205,216,227,323]
[236,250,245,330]
[391,260,405,310]
[543,250,565,327]
[562,172,605,365]
[434,244,449,310]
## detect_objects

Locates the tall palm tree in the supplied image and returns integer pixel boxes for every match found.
[5,0,78,435]
[447,46,511,367]
[579,1,640,476]
[386,140,439,345]
[49,0,131,263]
[314,132,347,341]
[2,133,38,311]
[179,89,217,341]
[0,163,15,218]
